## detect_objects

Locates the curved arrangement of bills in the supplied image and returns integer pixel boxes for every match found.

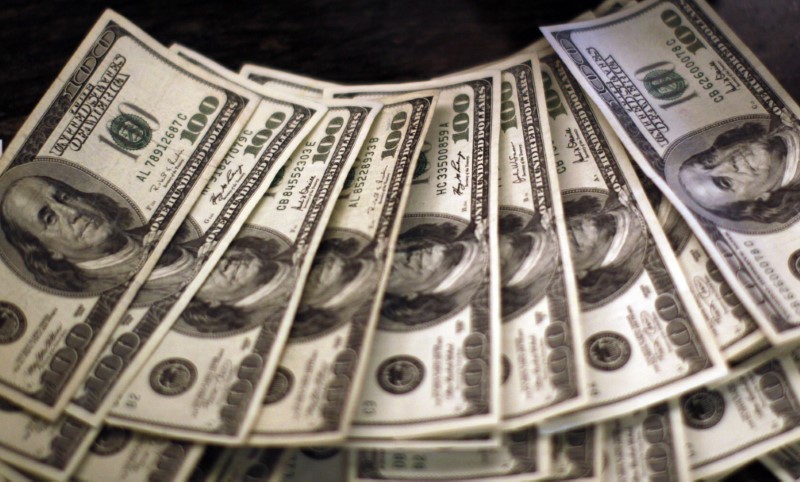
[4,1,800,480]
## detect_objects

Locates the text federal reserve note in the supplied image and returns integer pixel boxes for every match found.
[492,53,587,430]
[327,69,502,439]
[675,349,800,478]
[249,92,437,445]
[542,0,800,345]
[352,428,548,482]
[0,398,98,481]
[602,404,691,482]
[67,45,327,426]
[539,53,725,430]
[107,99,380,443]
[240,64,338,99]
[72,427,202,482]
[0,10,257,419]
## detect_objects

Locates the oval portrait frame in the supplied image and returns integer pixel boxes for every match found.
[663,114,798,234]
[561,188,648,309]
[379,213,487,332]
[498,205,558,320]
[172,224,293,338]
[0,157,146,297]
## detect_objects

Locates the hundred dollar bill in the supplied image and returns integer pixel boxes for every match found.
[66,46,327,426]
[0,10,257,419]
[763,443,800,482]
[491,53,588,429]
[240,64,338,99]
[352,428,548,481]
[601,403,691,482]
[634,165,768,360]
[539,53,726,430]
[675,349,800,479]
[542,0,800,345]
[106,98,381,442]
[327,69,502,439]
[278,449,346,482]
[546,425,602,482]
[248,91,437,445]
[0,398,97,481]
[72,427,202,482]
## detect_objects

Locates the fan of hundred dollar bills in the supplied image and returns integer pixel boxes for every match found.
[1,0,799,480]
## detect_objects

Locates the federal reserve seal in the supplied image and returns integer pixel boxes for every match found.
[0,302,25,344]
[681,389,726,430]
[263,366,293,405]
[149,358,197,396]
[90,427,133,456]
[376,355,425,395]
[586,332,631,371]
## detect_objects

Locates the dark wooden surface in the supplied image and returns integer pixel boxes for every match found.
[0,0,797,479]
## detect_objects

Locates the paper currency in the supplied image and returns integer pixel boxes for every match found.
[547,425,602,482]
[248,91,438,445]
[634,166,768,360]
[490,53,588,430]
[539,53,726,430]
[675,349,800,478]
[107,99,381,443]
[762,443,800,482]
[201,447,289,482]
[240,64,338,99]
[66,46,327,427]
[71,427,202,482]
[0,10,257,420]
[542,0,800,345]
[352,428,548,481]
[0,397,98,480]
[601,403,691,482]
[327,69,502,439]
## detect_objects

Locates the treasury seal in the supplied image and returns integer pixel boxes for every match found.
[586,331,631,371]
[149,358,197,396]
[681,389,726,429]
[90,427,133,456]
[376,355,425,395]
[0,302,25,344]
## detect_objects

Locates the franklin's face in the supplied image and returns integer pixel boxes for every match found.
[679,139,784,211]
[197,245,265,303]
[304,254,347,303]
[2,177,121,262]
[500,229,546,285]
[388,238,449,294]
[566,213,613,276]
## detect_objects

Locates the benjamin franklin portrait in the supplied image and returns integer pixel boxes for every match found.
[673,120,800,227]
[175,228,292,336]
[563,190,648,307]
[499,207,558,319]
[290,231,378,340]
[0,171,146,294]
[380,216,487,330]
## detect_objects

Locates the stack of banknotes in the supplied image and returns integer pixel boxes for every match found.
[3,0,800,480]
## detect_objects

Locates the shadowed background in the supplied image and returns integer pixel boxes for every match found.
[0,0,797,479]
